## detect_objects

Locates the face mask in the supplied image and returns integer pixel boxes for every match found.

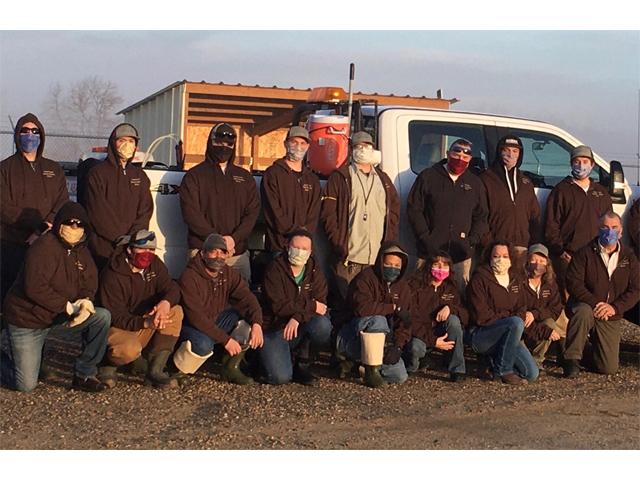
[431,267,450,282]
[286,145,308,162]
[447,156,469,175]
[598,228,620,247]
[571,163,592,180]
[288,247,311,267]
[210,145,234,163]
[59,225,84,246]
[20,133,40,153]
[490,257,511,275]
[204,257,226,273]
[526,262,547,278]
[501,151,519,170]
[383,266,401,283]
[116,141,136,161]
[131,251,154,269]
[353,148,381,166]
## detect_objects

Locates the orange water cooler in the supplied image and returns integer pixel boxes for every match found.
[306,114,350,176]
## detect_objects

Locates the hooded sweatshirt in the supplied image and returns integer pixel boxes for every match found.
[347,241,412,348]
[4,202,98,329]
[84,124,153,262]
[97,248,181,331]
[627,198,640,258]
[1,113,69,245]
[481,135,542,247]
[260,158,321,252]
[179,129,260,252]
[178,254,262,345]
[521,275,562,342]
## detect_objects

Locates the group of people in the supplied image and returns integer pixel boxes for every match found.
[0,112,638,393]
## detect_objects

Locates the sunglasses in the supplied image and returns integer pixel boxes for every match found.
[63,219,84,227]
[20,127,41,135]
[450,146,473,156]
[132,231,156,246]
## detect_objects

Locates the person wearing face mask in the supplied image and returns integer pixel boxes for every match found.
[261,126,321,253]
[1,113,69,305]
[406,252,469,382]
[335,241,412,388]
[1,202,111,393]
[320,131,400,330]
[480,135,542,257]
[407,138,489,293]
[83,123,153,271]
[96,230,183,389]
[545,145,612,295]
[175,233,264,384]
[179,123,259,282]
[563,212,639,377]
[521,244,566,367]
[259,230,331,385]
[466,241,539,385]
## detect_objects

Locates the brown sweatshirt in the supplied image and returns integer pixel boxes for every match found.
[521,277,562,341]
[321,163,400,261]
[407,273,469,347]
[261,254,328,332]
[178,254,262,345]
[545,177,612,256]
[627,198,640,258]
[260,159,321,252]
[97,249,181,331]
[566,240,639,320]
[84,126,153,262]
[466,265,527,327]
[1,113,69,245]
[3,202,98,329]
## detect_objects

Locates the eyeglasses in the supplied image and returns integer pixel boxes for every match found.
[20,127,40,135]
[63,219,84,227]
[450,146,473,156]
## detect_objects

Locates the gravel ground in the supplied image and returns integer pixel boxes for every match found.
[1,321,638,450]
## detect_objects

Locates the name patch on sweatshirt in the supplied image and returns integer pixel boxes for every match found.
[232,176,246,183]
[42,170,56,178]
[130,178,142,187]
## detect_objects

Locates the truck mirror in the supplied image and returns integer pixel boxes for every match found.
[609,160,626,204]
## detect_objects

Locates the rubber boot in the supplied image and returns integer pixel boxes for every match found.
[97,365,118,389]
[363,365,386,388]
[221,347,254,385]
[145,350,178,389]
[292,337,318,386]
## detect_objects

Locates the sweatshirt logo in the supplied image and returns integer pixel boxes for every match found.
[618,258,629,269]
[42,170,56,178]
[130,178,141,187]
[144,271,158,282]
[541,289,551,299]
[509,284,520,294]
[232,176,246,183]
[460,183,472,191]
[522,177,531,185]
[590,190,604,198]
[441,293,455,302]
[75,260,85,271]
[302,183,313,192]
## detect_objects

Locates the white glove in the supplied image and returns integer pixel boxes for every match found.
[67,298,95,327]
[65,301,79,316]
[75,298,95,314]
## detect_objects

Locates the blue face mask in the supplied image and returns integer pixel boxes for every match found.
[571,163,592,180]
[383,266,401,283]
[20,133,40,153]
[598,228,619,247]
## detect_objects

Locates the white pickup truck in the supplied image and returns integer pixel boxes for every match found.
[66,103,640,280]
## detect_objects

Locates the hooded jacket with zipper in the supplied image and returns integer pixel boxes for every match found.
[261,253,328,332]
[178,254,262,345]
[260,158,321,252]
[1,113,69,245]
[320,163,400,261]
[179,129,260,252]
[627,198,640,258]
[521,275,562,342]
[97,248,181,331]
[466,264,527,327]
[481,135,542,248]
[347,241,412,348]
[407,159,488,263]
[566,239,639,320]
[83,124,153,262]
[3,202,98,329]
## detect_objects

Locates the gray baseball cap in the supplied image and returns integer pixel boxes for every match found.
[528,243,549,258]
[570,145,593,161]
[286,126,310,142]
[202,233,228,252]
[113,123,140,141]
[351,131,374,146]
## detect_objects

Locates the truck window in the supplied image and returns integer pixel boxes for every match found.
[408,121,487,174]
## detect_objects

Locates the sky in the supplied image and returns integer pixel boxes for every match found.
[1,4,639,177]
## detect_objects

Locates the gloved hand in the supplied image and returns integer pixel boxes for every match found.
[383,345,402,365]
[67,298,95,327]
[75,298,95,314]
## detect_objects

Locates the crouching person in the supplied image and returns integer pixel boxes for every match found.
[1,202,110,393]
[97,230,183,389]
[259,230,332,386]
[336,241,411,388]
[406,252,468,382]
[176,233,263,384]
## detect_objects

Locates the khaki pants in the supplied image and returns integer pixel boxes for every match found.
[189,249,251,283]
[106,305,184,366]
[529,311,568,364]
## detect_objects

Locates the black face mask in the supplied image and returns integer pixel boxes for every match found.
[204,257,226,273]
[209,145,234,164]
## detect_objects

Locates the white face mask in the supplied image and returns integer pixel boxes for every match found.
[353,148,381,166]
[59,225,85,246]
[490,257,511,275]
[501,150,519,170]
[288,246,311,267]
[116,141,136,161]
[286,145,308,162]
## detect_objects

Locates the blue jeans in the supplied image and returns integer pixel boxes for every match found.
[404,314,466,374]
[259,314,332,385]
[2,308,111,392]
[180,309,242,356]
[336,315,408,384]
[470,316,539,381]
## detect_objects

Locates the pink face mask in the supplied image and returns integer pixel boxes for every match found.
[431,267,450,282]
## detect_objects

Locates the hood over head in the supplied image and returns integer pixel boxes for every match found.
[14,113,45,158]
[107,123,140,166]
[52,201,91,245]
[494,134,523,169]
[205,123,237,164]
[374,240,409,282]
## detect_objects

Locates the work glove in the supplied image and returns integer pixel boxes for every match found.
[383,345,402,365]
[67,298,95,327]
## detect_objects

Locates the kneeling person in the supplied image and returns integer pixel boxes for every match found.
[97,230,183,388]
[177,233,263,384]
[259,230,332,385]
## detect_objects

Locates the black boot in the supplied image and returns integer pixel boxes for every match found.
[363,365,385,388]
[97,364,118,389]
[292,360,318,386]
[221,347,254,385]
[563,359,580,378]
[145,351,178,389]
